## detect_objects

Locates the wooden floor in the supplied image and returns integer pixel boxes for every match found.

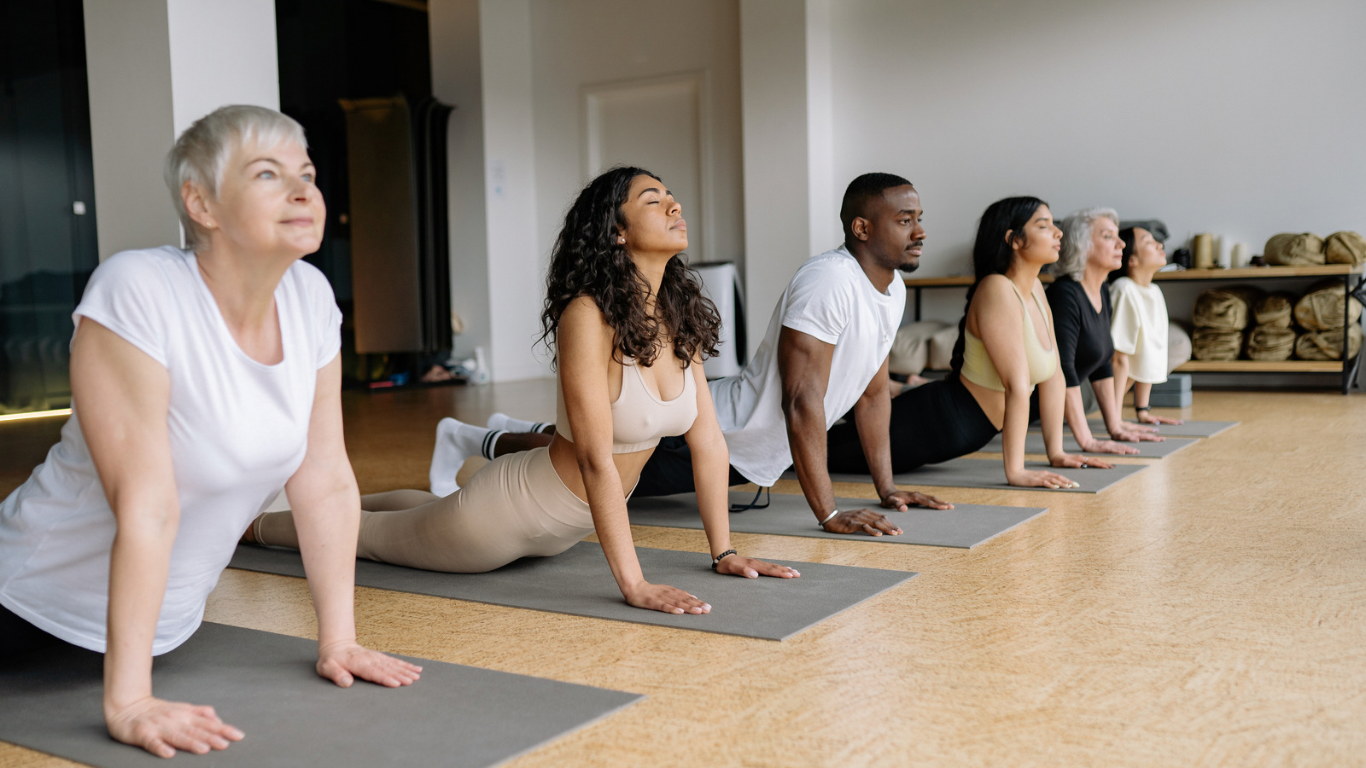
[3,384,1365,767]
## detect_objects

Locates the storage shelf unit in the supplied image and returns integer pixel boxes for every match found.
[904,264,1366,393]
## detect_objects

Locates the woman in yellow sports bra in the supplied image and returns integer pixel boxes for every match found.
[247,167,798,614]
[827,196,1113,489]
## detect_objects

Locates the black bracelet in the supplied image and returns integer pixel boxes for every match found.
[1135,405,1151,412]
[711,549,738,572]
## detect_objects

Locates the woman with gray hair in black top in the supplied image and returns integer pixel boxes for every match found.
[1045,208,1163,453]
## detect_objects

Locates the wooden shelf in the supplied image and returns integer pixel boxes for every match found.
[904,264,1364,288]
[1176,360,1345,373]
[903,275,975,287]
[1153,264,1364,281]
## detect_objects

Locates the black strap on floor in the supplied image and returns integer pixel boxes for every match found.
[729,486,770,513]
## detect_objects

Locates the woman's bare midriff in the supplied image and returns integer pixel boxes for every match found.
[960,376,1007,431]
[547,433,653,504]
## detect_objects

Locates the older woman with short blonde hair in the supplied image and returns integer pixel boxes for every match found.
[0,105,418,758]
[1044,208,1163,452]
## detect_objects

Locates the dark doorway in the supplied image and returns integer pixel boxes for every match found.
[275,0,437,384]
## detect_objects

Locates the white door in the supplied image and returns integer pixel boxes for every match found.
[584,73,712,262]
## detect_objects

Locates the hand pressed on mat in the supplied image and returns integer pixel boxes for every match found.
[714,554,800,580]
[104,696,244,759]
[1136,412,1183,426]
[625,581,711,615]
[822,508,903,537]
[881,489,954,511]
[317,639,422,688]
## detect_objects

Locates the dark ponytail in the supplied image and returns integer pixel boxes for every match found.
[948,196,1049,380]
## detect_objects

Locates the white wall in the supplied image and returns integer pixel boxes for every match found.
[83,0,279,260]
[828,0,1366,296]
[429,0,492,364]
[529,0,745,343]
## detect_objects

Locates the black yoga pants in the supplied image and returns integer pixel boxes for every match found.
[0,603,71,659]
[826,376,999,475]
[633,435,752,497]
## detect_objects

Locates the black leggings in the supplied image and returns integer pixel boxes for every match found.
[0,603,71,659]
[827,376,999,475]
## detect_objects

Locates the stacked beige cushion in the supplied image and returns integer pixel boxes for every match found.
[1191,287,1260,360]
[1263,230,1366,266]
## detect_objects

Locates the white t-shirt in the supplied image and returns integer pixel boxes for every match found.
[709,246,905,486]
[1109,277,1169,384]
[0,247,341,654]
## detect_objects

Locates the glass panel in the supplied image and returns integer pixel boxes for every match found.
[0,0,97,414]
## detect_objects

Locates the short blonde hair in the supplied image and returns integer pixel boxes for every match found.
[1056,207,1119,280]
[164,105,307,249]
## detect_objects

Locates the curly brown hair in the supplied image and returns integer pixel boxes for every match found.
[540,166,721,368]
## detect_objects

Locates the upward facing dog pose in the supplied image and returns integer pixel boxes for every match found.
[0,106,417,759]
[1044,209,1165,453]
[248,167,798,614]
[1108,227,1183,425]
[437,173,952,537]
[827,197,1115,488]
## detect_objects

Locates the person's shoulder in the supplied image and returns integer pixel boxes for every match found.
[283,257,334,297]
[791,247,860,290]
[88,246,188,293]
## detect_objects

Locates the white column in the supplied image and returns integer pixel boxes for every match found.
[478,0,547,381]
[83,0,178,260]
[429,0,492,364]
[739,0,835,347]
[83,0,279,260]
[165,0,279,137]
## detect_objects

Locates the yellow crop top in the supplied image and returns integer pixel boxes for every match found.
[960,281,1057,391]
[555,357,699,453]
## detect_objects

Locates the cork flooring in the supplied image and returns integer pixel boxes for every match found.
[2,383,1364,767]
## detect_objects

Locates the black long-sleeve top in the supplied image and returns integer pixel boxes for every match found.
[1046,275,1114,387]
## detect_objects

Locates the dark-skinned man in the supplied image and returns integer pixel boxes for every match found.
[632,172,952,536]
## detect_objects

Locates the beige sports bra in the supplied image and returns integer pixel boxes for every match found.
[960,280,1056,391]
[555,357,699,453]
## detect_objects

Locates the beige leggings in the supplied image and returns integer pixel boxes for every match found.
[253,447,594,573]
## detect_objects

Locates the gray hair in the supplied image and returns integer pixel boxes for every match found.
[164,105,307,249]
[1055,207,1119,280]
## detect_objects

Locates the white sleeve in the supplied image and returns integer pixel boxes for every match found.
[301,263,343,369]
[72,252,172,367]
[1109,283,1142,356]
[780,262,855,345]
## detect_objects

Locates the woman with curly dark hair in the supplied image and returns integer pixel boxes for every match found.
[247,167,797,614]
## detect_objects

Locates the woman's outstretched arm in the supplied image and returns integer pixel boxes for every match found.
[557,298,709,614]
[285,354,422,689]
[72,320,244,759]
[686,353,799,580]
[974,277,1079,488]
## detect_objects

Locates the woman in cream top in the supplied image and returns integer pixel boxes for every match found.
[1109,227,1183,425]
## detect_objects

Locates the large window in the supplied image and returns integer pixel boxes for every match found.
[0,0,98,415]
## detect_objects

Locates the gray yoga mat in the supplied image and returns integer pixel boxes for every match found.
[979,432,1199,458]
[1029,419,1239,438]
[230,542,914,642]
[785,457,1148,493]
[629,491,1047,549]
[0,622,640,768]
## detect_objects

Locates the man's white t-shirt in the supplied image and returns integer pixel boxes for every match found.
[1109,277,1169,384]
[709,246,906,486]
[0,247,341,654]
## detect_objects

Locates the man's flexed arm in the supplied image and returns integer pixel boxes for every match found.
[778,327,902,536]
[851,356,952,511]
